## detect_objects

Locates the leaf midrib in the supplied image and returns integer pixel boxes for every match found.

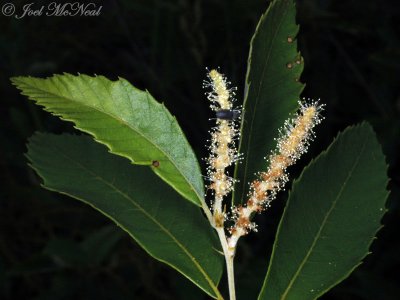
[280,137,367,299]
[48,142,222,299]
[22,77,203,204]
[238,2,290,203]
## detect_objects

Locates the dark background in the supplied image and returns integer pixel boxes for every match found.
[1,0,399,299]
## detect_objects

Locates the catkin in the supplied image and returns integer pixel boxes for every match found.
[204,69,240,226]
[228,102,324,248]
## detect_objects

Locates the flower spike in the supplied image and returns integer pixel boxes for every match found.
[204,69,241,227]
[228,100,324,249]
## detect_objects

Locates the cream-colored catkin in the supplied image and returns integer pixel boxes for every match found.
[207,70,232,110]
[228,102,324,249]
[204,69,239,227]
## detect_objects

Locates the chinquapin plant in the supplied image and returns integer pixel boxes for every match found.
[12,0,389,299]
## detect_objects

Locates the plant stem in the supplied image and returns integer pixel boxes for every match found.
[216,227,236,300]
[225,251,236,300]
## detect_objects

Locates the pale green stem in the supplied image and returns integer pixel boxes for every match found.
[225,253,236,300]
[216,227,236,300]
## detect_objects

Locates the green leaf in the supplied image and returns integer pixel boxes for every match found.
[26,133,223,299]
[233,0,304,205]
[258,123,389,300]
[12,74,204,206]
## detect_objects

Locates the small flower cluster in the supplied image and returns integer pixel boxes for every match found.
[227,101,324,249]
[204,69,240,226]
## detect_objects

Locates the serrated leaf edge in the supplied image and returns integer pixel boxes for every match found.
[12,74,205,207]
[26,132,223,299]
[259,122,389,300]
